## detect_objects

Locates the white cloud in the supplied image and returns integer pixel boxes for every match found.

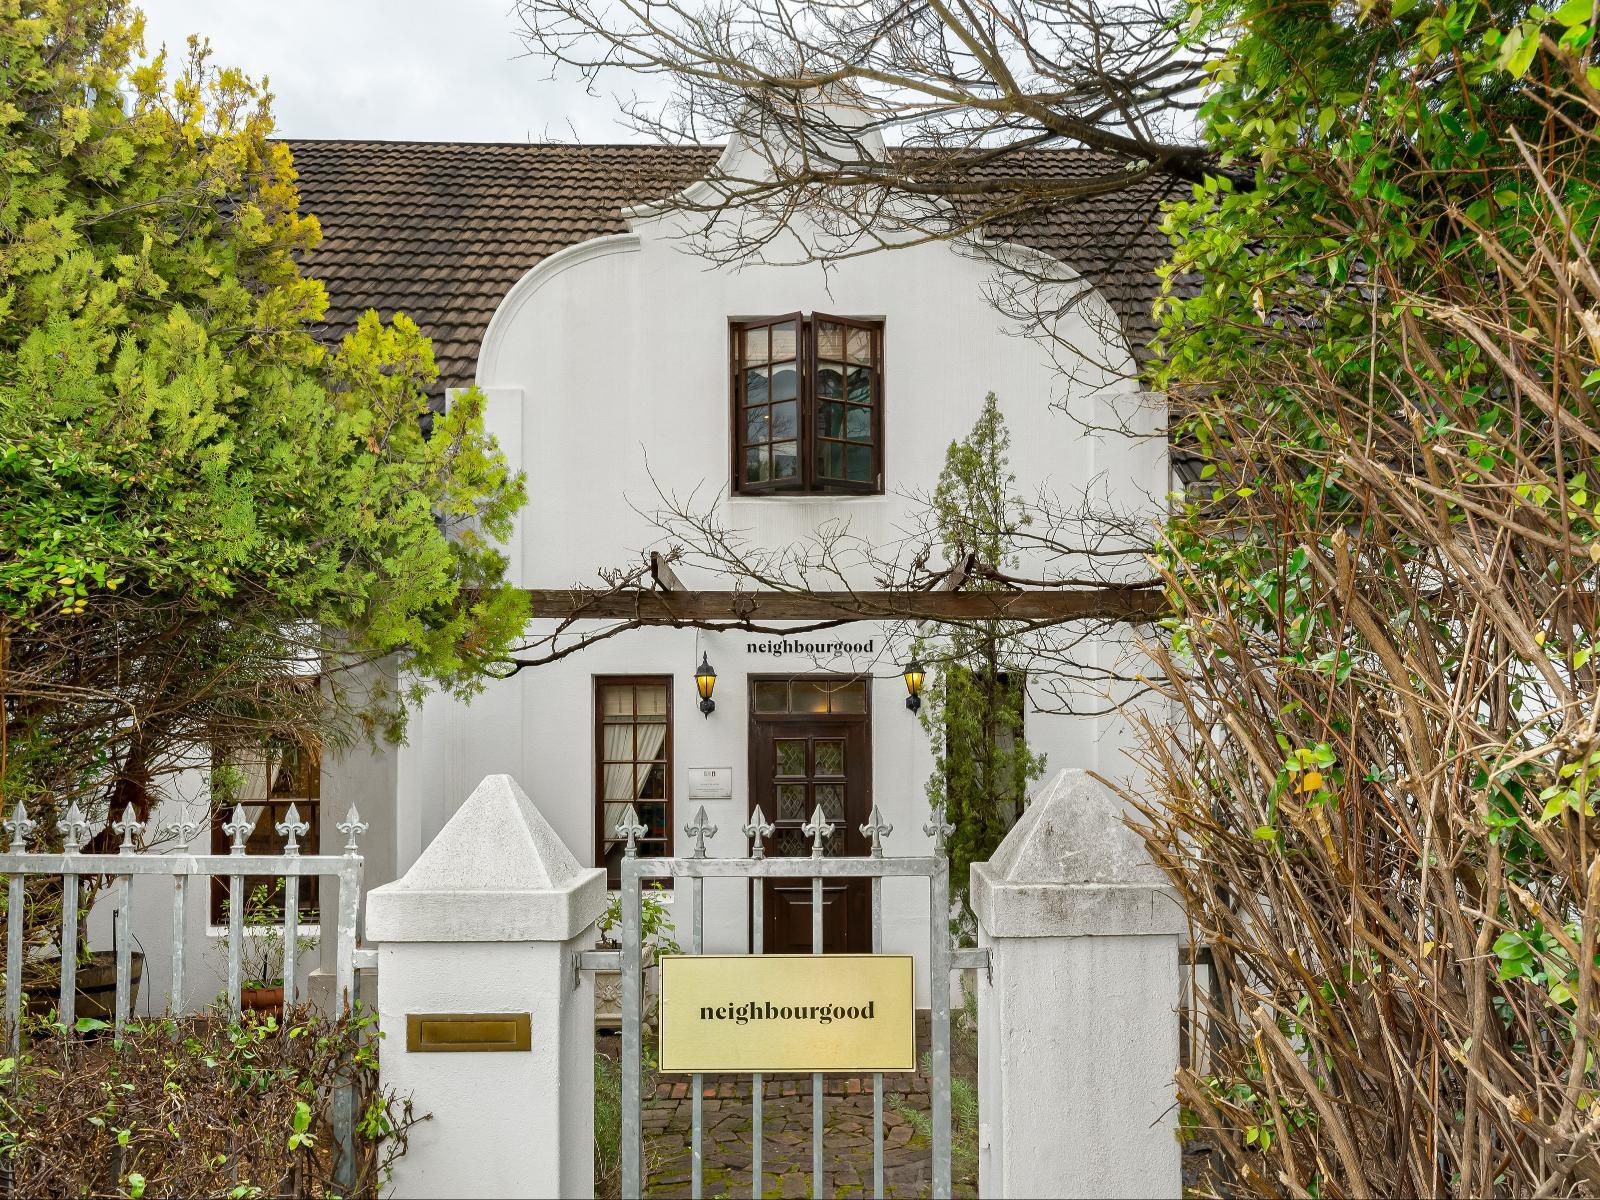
[134,0,661,143]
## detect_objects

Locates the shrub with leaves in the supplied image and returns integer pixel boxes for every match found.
[0,1008,418,1197]
[1133,0,1600,1193]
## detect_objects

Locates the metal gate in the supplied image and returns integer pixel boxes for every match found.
[609,798,982,1200]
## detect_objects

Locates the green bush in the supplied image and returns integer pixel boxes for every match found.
[1,1006,417,1198]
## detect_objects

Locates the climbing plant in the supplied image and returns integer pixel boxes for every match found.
[917,395,1047,915]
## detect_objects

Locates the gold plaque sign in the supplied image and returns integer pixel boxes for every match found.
[657,954,915,1074]
[406,1012,532,1053]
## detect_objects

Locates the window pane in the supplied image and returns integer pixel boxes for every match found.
[774,828,808,857]
[772,364,798,403]
[776,740,807,776]
[815,783,845,822]
[637,762,667,800]
[793,680,832,713]
[753,680,789,712]
[744,366,769,405]
[745,446,770,483]
[602,763,636,800]
[743,326,770,365]
[772,440,799,480]
[638,686,667,717]
[830,681,868,713]
[846,444,874,482]
[816,362,844,400]
[817,441,843,478]
[777,784,808,822]
[846,328,873,365]
[846,405,872,441]
[771,321,797,361]
[638,801,669,838]
[746,405,770,445]
[815,740,844,776]
[818,402,843,439]
[816,322,845,360]
[847,366,874,404]
[771,400,797,439]
[601,686,634,717]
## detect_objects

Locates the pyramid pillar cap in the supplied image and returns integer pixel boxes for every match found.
[367,774,606,943]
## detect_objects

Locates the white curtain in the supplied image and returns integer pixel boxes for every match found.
[603,724,635,800]
[634,723,667,793]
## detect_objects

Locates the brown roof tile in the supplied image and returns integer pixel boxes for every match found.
[284,139,1172,390]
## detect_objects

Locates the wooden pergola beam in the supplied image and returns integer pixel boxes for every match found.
[523,586,1166,623]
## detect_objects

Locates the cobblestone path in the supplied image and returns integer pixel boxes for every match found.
[642,1069,936,1198]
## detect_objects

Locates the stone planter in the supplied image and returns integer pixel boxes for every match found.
[24,950,144,1023]
[593,945,658,1032]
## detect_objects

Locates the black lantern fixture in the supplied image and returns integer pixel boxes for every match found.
[694,653,718,717]
[902,657,926,713]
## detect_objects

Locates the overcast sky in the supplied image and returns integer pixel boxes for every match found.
[136,0,658,142]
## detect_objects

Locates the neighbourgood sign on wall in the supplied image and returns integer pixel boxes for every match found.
[657,954,915,1073]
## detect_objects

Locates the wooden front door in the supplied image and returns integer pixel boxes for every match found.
[748,676,872,953]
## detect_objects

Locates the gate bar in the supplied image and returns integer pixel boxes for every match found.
[691,874,704,1199]
[871,872,885,1199]
[621,859,643,1198]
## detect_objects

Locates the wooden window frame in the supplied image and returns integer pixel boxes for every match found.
[208,742,322,926]
[730,314,885,495]
[594,675,675,890]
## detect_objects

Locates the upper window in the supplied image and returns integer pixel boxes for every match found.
[732,314,884,494]
[595,677,674,888]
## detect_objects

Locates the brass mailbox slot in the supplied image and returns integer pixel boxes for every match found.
[406,1012,532,1053]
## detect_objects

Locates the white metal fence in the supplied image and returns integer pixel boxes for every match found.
[1,798,369,1188]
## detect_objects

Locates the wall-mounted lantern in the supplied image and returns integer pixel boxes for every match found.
[695,653,718,717]
[902,657,926,713]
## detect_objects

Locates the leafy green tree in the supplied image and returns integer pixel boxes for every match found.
[1134,0,1600,1193]
[0,1,527,854]
[917,395,1047,919]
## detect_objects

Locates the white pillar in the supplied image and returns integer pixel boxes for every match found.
[366,774,606,1199]
[971,769,1184,1200]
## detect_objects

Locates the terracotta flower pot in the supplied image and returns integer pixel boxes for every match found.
[241,984,285,1014]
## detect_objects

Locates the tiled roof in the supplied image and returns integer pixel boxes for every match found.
[285,140,1176,390]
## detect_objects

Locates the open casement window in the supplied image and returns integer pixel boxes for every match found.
[209,742,321,925]
[732,313,884,494]
[595,677,674,888]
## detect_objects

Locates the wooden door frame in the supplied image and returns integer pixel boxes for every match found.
[746,673,873,952]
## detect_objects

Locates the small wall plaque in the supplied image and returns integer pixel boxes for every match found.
[406,1012,532,1053]
[687,767,733,800]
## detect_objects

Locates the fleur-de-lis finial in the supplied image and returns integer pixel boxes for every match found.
[860,805,894,857]
[5,801,36,853]
[804,804,835,857]
[164,811,202,852]
[336,804,368,856]
[276,802,311,856]
[685,805,717,859]
[616,804,647,858]
[923,804,955,857]
[222,805,253,855]
[112,804,143,855]
[742,804,775,859]
[59,802,93,853]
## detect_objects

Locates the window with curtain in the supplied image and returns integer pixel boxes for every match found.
[595,677,673,888]
[732,313,884,494]
[209,742,321,924]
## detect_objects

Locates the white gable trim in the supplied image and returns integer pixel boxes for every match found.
[475,232,641,388]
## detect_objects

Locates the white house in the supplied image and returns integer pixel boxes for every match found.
[113,129,1175,1013]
